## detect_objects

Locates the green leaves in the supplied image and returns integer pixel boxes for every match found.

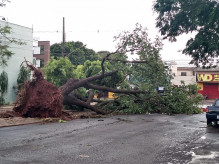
[0,71,8,105]
[80,60,124,88]
[109,24,203,115]
[43,57,76,87]
[161,83,203,114]
[0,26,13,67]
[0,71,8,93]
[50,41,100,65]
[0,26,25,67]
[153,0,219,66]
[17,66,31,90]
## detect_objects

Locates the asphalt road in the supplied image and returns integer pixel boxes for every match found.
[0,113,219,164]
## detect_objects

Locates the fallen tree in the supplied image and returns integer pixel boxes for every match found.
[13,24,156,116]
[13,24,203,117]
[13,58,145,116]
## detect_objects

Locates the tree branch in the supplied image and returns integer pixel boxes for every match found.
[63,95,108,114]
[86,91,94,104]
[60,70,119,96]
[85,83,147,94]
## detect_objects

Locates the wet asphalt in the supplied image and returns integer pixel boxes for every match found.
[0,113,218,164]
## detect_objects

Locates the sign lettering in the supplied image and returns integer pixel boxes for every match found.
[214,75,219,81]
[197,74,219,82]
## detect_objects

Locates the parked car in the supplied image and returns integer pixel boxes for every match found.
[206,99,219,126]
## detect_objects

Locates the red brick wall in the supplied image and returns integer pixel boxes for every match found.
[33,41,50,66]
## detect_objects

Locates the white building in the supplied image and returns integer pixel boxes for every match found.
[172,67,196,85]
[165,61,196,86]
[0,20,33,103]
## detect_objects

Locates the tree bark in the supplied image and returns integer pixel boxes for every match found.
[60,70,118,96]
[62,95,108,114]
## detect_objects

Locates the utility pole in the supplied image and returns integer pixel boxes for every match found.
[62,17,66,57]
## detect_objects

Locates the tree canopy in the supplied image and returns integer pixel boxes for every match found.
[0,26,14,66]
[50,41,100,65]
[153,0,219,66]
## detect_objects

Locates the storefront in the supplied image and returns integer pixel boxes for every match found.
[197,72,219,99]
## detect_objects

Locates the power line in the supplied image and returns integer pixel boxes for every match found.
[33,29,124,33]
[33,30,61,33]
[0,35,37,43]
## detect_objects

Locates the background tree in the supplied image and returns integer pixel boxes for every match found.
[97,51,110,59]
[16,66,31,90]
[0,26,14,66]
[0,1,11,105]
[0,71,8,104]
[43,57,76,87]
[50,41,100,65]
[0,25,25,67]
[153,0,219,66]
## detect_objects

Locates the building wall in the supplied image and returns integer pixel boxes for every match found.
[0,21,33,103]
[171,64,178,76]
[33,41,50,67]
[172,68,196,86]
[172,76,196,86]
[177,70,194,76]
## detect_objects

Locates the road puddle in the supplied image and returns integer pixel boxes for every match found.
[189,151,219,163]
[200,136,206,139]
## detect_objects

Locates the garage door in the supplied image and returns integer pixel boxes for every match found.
[203,83,219,99]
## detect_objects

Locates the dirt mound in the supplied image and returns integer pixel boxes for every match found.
[13,64,63,118]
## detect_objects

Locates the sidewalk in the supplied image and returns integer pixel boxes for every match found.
[0,105,14,115]
[199,99,215,109]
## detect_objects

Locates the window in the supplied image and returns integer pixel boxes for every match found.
[40,45,44,54]
[181,72,187,76]
[40,59,44,68]
[33,58,36,65]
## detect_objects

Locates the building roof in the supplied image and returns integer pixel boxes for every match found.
[175,67,219,72]
[1,20,31,29]
[177,67,196,71]
[195,67,219,72]
[196,67,219,72]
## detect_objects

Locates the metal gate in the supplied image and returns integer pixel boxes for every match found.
[203,83,219,99]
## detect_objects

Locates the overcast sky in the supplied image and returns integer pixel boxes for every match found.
[1,0,192,62]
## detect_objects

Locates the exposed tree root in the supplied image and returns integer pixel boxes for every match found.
[13,62,63,118]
